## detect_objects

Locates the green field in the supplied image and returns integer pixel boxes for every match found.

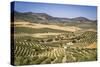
[14,27,68,34]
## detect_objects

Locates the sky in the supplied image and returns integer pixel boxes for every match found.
[13,1,97,20]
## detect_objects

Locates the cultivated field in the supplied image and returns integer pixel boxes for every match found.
[12,21,97,65]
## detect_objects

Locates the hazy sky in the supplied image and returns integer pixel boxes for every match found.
[14,1,97,20]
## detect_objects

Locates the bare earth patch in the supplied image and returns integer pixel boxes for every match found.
[86,29,97,32]
[13,22,82,32]
[14,33,62,38]
[86,42,97,48]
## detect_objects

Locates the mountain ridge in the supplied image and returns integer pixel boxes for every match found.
[12,11,96,23]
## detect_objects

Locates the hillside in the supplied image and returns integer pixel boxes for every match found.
[12,11,96,23]
[11,11,97,65]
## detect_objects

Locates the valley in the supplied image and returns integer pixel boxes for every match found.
[12,11,97,65]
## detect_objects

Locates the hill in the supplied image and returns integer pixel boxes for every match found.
[12,11,95,23]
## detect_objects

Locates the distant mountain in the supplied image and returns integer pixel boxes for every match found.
[13,11,53,22]
[71,17,91,22]
[12,11,95,23]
